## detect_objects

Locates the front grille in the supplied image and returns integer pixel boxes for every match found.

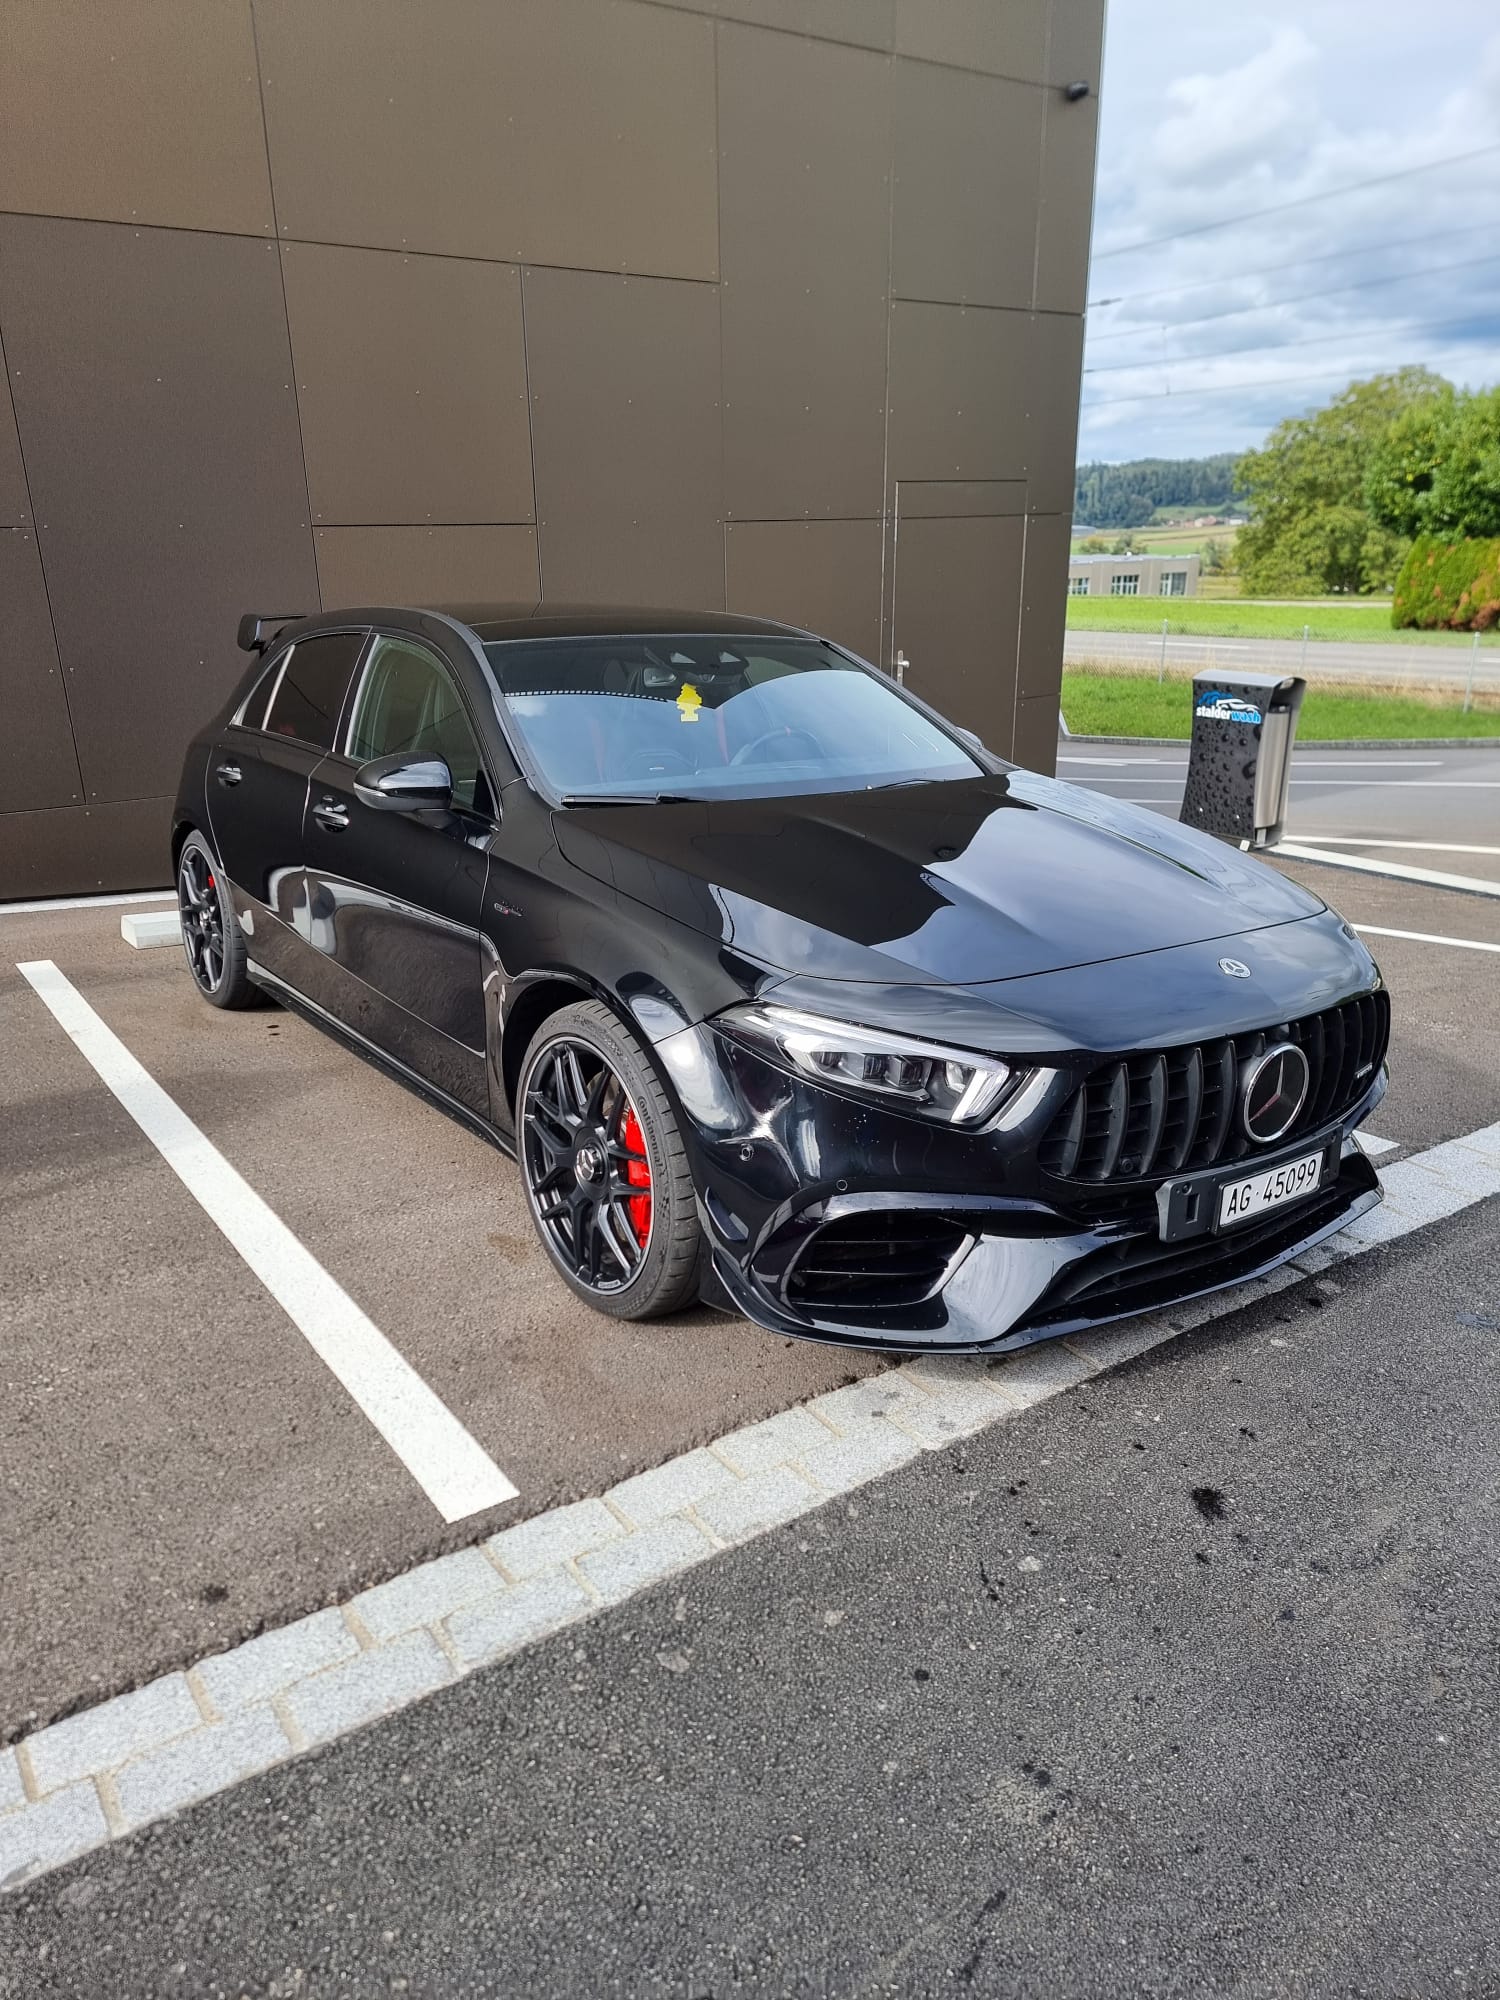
[1038,990,1389,1186]
[785,1213,970,1313]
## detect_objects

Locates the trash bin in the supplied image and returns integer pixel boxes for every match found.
[1179,671,1305,850]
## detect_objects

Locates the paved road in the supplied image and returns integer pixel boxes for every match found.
[4,1207,1495,1998]
[1065,627,1500,693]
[1056,740,1500,876]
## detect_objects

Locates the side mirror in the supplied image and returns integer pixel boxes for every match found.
[353,754,453,812]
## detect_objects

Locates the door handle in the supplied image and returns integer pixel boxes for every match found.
[216,762,242,786]
[313,800,350,831]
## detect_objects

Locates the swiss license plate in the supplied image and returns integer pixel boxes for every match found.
[1217,1149,1323,1230]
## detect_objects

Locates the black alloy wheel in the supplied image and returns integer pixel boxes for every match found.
[517,1000,702,1320]
[178,843,225,993]
[176,830,261,1009]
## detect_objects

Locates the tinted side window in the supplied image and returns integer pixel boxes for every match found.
[263,632,366,752]
[348,636,489,813]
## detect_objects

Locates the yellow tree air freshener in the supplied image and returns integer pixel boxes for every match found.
[676,682,702,723]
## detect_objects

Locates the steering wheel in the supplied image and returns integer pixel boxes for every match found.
[730,726,823,768]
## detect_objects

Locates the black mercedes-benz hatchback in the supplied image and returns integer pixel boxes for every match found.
[171,603,1388,1352]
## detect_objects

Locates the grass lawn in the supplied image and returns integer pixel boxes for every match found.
[1061,670,1500,741]
[1071,522,1239,560]
[1066,595,1500,647]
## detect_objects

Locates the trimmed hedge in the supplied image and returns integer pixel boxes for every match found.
[1392,533,1500,630]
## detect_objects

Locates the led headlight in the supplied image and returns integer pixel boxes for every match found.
[716,1003,1013,1127]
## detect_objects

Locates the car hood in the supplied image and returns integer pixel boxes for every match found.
[552,771,1325,986]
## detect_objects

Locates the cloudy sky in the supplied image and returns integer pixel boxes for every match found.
[1079,1,1500,465]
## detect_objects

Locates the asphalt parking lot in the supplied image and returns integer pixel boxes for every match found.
[1,775,1495,1742]
[0,752,1497,1974]
[6,1208,1497,1998]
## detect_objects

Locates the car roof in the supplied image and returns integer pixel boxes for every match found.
[272,603,819,646]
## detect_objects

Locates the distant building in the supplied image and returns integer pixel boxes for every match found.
[1067,553,1201,599]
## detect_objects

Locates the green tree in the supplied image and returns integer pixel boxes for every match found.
[1235,369,1450,595]
[1366,385,1500,539]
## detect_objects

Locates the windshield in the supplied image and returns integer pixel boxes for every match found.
[481,634,982,801]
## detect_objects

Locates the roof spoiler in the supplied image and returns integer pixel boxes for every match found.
[236,612,304,655]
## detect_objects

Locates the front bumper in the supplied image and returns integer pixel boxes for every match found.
[709,1135,1380,1354]
[655,1000,1387,1354]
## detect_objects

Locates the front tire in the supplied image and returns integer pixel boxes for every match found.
[517,1000,702,1321]
[177,832,260,1010]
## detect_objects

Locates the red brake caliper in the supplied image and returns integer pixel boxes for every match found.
[620,1106,652,1247]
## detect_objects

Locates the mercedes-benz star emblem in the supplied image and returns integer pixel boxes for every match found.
[1240,1042,1311,1145]
[1219,957,1251,979]
[573,1143,606,1187]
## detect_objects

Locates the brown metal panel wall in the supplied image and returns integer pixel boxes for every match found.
[1047,0,1107,85]
[1028,311,1086,516]
[254,0,719,278]
[281,243,534,529]
[895,481,1027,520]
[666,0,895,48]
[890,515,1025,749]
[892,61,1043,310]
[314,527,540,609]
[893,0,1049,80]
[0,215,318,808]
[0,0,1100,890]
[0,369,31,526]
[0,529,82,813]
[1011,692,1061,774]
[523,268,725,608]
[1036,92,1099,313]
[0,0,273,236]
[725,520,883,662]
[718,24,890,522]
[0,798,173,898]
[1018,513,1071,700]
[887,301,1031,481]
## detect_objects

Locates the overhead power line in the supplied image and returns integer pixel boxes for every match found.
[1087,220,1474,311]
[1083,309,1493,376]
[1091,143,1500,261]
[1081,362,1434,412]
[1084,248,1500,347]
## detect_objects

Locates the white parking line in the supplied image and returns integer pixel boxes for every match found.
[1277,845,1500,898]
[1352,924,1500,955]
[0,890,175,918]
[1355,1131,1399,1156]
[16,960,518,1524]
[1292,839,1500,855]
[1288,780,1500,787]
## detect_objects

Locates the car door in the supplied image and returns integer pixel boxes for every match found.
[301,631,494,1116]
[207,628,369,987]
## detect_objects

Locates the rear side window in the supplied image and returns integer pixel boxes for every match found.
[235,651,286,731]
[262,632,366,751]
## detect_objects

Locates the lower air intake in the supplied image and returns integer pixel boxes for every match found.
[785,1214,970,1313]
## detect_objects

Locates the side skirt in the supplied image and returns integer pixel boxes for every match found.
[246,963,515,1161]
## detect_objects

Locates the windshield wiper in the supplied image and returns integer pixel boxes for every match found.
[556,792,695,807]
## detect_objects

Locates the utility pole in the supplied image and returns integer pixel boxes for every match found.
[1159,618,1169,683]
[1464,629,1479,714]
